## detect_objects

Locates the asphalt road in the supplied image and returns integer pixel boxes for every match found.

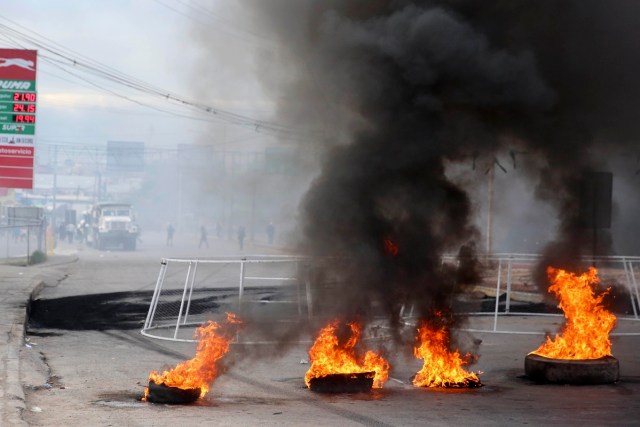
[19,232,640,426]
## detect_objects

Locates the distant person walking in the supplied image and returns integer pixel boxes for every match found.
[66,223,75,243]
[199,225,209,248]
[237,225,246,250]
[58,222,66,242]
[166,223,175,246]
[266,222,275,245]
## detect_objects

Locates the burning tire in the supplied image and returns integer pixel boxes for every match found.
[308,372,375,393]
[146,380,201,404]
[524,354,619,385]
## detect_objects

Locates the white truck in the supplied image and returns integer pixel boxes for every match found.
[88,202,139,250]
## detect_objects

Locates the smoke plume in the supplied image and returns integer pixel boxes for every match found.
[241,0,640,333]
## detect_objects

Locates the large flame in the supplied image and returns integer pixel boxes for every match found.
[144,313,242,399]
[304,320,390,388]
[412,323,481,388]
[530,266,616,360]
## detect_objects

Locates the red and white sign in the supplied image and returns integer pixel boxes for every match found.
[0,146,34,188]
[0,49,37,81]
[0,48,37,189]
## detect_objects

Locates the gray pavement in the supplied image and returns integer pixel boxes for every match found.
[1,229,277,425]
[0,254,75,426]
[2,235,640,426]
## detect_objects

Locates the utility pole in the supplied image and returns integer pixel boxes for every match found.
[228,151,236,240]
[250,153,257,242]
[486,163,494,256]
[485,156,507,256]
[52,145,58,230]
[177,165,183,230]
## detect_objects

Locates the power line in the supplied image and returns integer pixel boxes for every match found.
[0,14,318,139]
[153,0,275,47]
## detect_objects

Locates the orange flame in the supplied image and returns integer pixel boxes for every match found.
[530,266,616,359]
[143,313,242,399]
[304,320,390,388]
[412,323,481,388]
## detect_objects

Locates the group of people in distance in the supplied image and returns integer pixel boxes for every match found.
[165,222,275,250]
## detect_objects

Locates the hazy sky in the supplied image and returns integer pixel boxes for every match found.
[0,0,273,150]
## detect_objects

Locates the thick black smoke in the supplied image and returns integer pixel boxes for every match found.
[246,1,640,333]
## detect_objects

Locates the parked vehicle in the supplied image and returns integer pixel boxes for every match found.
[87,202,139,250]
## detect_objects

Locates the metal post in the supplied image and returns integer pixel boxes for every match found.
[52,145,58,232]
[238,259,245,311]
[486,164,494,255]
[250,169,256,242]
[305,267,314,320]
[622,259,638,319]
[174,261,193,339]
[629,261,640,319]
[144,260,168,330]
[177,167,183,230]
[182,260,199,325]
[296,262,303,317]
[26,225,30,265]
[493,258,502,332]
[505,256,512,313]
[228,152,236,240]
[37,219,43,252]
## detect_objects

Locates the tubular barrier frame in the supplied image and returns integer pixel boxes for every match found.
[141,255,310,342]
[141,253,640,342]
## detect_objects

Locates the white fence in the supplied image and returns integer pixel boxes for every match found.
[141,255,312,342]
[455,253,640,335]
[141,253,640,342]
[0,221,47,263]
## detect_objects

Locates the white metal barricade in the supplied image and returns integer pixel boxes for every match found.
[141,255,311,342]
[142,253,640,342]
[462,253,640,335]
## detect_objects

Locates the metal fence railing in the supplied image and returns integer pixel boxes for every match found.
[0,220,47,264]
[141,255,312,343]
[141,253,640,342]
[445,253,640,336]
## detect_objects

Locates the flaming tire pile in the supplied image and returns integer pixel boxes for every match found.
[140,266,622,404]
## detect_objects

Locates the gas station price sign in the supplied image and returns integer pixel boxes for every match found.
[0,91,37,125]
[0,92,37,115]
[0,49,38,189]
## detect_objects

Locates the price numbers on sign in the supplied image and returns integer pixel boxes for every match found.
[12,114,35,124]
[13,103,36,113]
[13,92,36,102]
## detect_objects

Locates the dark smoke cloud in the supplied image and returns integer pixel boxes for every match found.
[244,1,640,333]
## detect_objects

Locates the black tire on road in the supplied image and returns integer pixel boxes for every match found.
[146,381,200,404]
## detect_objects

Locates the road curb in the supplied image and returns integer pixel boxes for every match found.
[4,279,42,427]
[6,319,28,426]
[2,255,76,426]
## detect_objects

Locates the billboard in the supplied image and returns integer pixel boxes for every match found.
[7,205,43,225]
[0,48,37,189]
